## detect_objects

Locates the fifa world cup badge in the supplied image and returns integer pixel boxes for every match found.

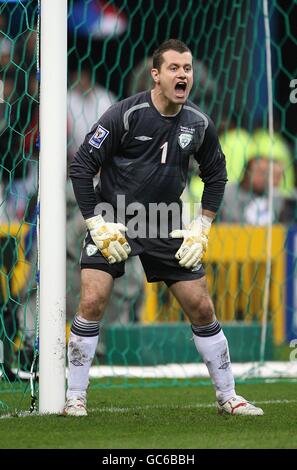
[89,124,110,148]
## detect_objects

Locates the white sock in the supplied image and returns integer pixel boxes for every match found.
[192,321,235,404]
[66,314,100,400]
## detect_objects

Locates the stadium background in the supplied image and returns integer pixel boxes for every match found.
[0,0,297,449]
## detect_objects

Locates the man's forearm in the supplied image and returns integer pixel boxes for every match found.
[201,179,227,214]
[71,176,98,220]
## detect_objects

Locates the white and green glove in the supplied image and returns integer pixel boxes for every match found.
[85,215,131,264]
[170,215,212,269]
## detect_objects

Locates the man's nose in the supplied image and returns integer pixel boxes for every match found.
[177,69,186,78]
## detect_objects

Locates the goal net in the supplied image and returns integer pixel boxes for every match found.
[0,0,296,415]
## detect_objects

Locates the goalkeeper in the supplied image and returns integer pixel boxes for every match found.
[65,39,263,417]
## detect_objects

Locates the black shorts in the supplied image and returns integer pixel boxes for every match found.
[80,232,205,285]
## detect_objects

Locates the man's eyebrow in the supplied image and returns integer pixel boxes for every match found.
[167,62,192,67]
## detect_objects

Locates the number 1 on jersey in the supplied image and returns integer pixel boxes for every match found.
[160,142,168,164]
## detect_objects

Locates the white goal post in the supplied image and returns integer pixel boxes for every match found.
[39,0,67,414]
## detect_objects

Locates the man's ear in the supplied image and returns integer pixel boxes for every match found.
[151,68,160,84]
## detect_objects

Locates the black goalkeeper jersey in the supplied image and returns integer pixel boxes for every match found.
[70,91,227,220]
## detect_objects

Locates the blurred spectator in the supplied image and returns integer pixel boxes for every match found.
[127,57,154,96]
[189,114,251,204]
[0,25,38,223]
[251,129,295,197]
[190,128,295,209]
[67,67,116,160]
[0,20,38,377]
[219,131,295,224]
[68,0,127,40]
[0,69,38,222]
[218,126,252,184]
[0,15,12,68]
[190,59,217,112]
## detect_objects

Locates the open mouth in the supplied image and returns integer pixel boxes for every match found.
[175,82,187,97]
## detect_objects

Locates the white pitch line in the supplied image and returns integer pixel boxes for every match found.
[1,399,296,419]
[88,399,297,414]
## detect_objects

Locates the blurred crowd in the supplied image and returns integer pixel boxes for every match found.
[1,17,297,374]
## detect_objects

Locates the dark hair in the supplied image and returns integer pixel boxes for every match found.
[152,39,192,70]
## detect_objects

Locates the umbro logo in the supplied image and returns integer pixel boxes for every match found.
[218,361,230,370]
[134,136,152,141]
[70,359,83,367]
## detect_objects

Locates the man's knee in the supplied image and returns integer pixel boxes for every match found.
[191,295,215,325]
[78,269,113,321]
[79,292,108,320]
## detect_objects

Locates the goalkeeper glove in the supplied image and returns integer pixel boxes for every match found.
[170,215,212,269]
[85,215,131,264]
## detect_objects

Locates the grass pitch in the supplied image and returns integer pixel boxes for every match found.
[0,380,296,449]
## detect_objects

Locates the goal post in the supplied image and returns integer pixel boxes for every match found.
[39,0,67,414]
